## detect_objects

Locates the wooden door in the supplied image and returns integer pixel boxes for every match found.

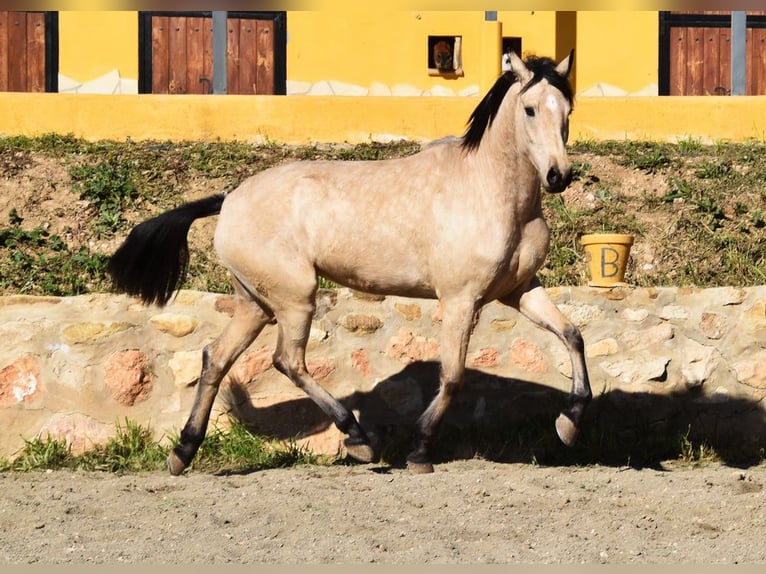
[660,11,766,95]
[139,12,285,95]
[0,11,57,92]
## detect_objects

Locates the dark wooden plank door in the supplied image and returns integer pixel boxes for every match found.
[661,11,766,95]
[141,12,284,95]
[0,11,48,92]
[668,26,732,95]
[748,27,766,95]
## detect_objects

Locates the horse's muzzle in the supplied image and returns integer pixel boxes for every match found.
[544,166,572,194]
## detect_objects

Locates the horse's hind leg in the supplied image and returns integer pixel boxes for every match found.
[407,295,478,474]
[271,306,376,464]
[501,278,591,446]
[168,294,273,475]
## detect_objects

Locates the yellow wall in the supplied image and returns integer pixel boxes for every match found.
[499,11,558,58]
[1,93,764,145]
[575,12,658,94]
[58,11,138,85]
[287,10,500,94]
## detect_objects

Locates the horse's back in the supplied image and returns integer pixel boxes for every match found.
[214,152,446,297]
[213,137,534,301]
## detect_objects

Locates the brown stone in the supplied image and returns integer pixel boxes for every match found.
[586,338,619,357]
[604,287,631,301]
[351,349,371,378]
[489,318,516,332]
[104,350,154,406]
[395,303,422,321]
[734,350,766,390]
[509,338,547,374]
[174,291,204,305]
[699,312,727,340]
[386,329,439,363]
[745,300,766,319]
[62,322,133,344]
[307,359,336,381]
[168,350,202,387]
[226,347,274,385]
[621,323,674,349]
[620,308,649,322]
[470,348,499,368]
[350,290,385,301]
[721,287,747,306]
[38,413,113,455]
[341,314,383,333]
[149,313,199,337]
[0,356,41,407]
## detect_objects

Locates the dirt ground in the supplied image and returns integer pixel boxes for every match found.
[1,458,764,564]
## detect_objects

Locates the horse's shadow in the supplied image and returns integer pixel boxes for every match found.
[223,361,766,470]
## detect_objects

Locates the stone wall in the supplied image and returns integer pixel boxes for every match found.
[1,286,765,462]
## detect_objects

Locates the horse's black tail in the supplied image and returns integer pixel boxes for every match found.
[107,193,226,307]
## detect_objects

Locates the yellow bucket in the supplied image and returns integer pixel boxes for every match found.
[580,233,634,287]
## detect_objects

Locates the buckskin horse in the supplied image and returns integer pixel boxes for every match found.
[108,50,591,475]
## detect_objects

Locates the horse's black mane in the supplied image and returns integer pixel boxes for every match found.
[461,55,574,152]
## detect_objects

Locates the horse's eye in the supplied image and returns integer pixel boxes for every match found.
[524,106,535,118]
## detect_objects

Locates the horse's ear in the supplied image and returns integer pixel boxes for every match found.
[555,49,574,79]
[508,50,532,84]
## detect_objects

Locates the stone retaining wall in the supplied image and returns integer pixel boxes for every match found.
[1,286,765,462]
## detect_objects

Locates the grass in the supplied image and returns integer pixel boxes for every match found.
[1,134,765,295]
[0,211,111,295]
[0,418,327,474]
[0,415,744,474]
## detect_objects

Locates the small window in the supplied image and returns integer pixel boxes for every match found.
[501,37,522,72]
[428,35,463,77]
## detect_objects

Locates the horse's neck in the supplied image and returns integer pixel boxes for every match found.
[474,103,541,208]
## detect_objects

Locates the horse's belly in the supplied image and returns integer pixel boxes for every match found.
[317,256,437,298]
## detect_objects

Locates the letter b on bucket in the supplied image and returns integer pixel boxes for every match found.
[580,233,634,287]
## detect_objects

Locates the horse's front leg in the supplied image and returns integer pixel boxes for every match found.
[407,295,479,473]
[500,278,591,446]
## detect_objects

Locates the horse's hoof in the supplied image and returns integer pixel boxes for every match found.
[555,413,579,447]
[406,451,435,474]
[344,439,377,463]
[406,460,435,474]
[167,451,187,476]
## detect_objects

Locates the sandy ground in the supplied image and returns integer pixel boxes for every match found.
[0,458,764,565]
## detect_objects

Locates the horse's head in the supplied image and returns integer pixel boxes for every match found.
[508,50,574,193]
[433,41,454,73]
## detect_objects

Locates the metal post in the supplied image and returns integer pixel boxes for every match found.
[212,11,227,95]
[731,11,746,95]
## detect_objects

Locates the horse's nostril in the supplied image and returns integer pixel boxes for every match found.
[547,167,561,187]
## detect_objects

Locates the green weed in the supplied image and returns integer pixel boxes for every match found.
[6,435,73,471]
[695,159,733,179]
[0,212,110,295]
[1,135,766,295]
[677,136,704,155]
[618,142,672,173]
[0,418,331,474]
[190,418,327,473]
[678,426,720,465]
[76,418,169,472]
[69,159,138,235]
